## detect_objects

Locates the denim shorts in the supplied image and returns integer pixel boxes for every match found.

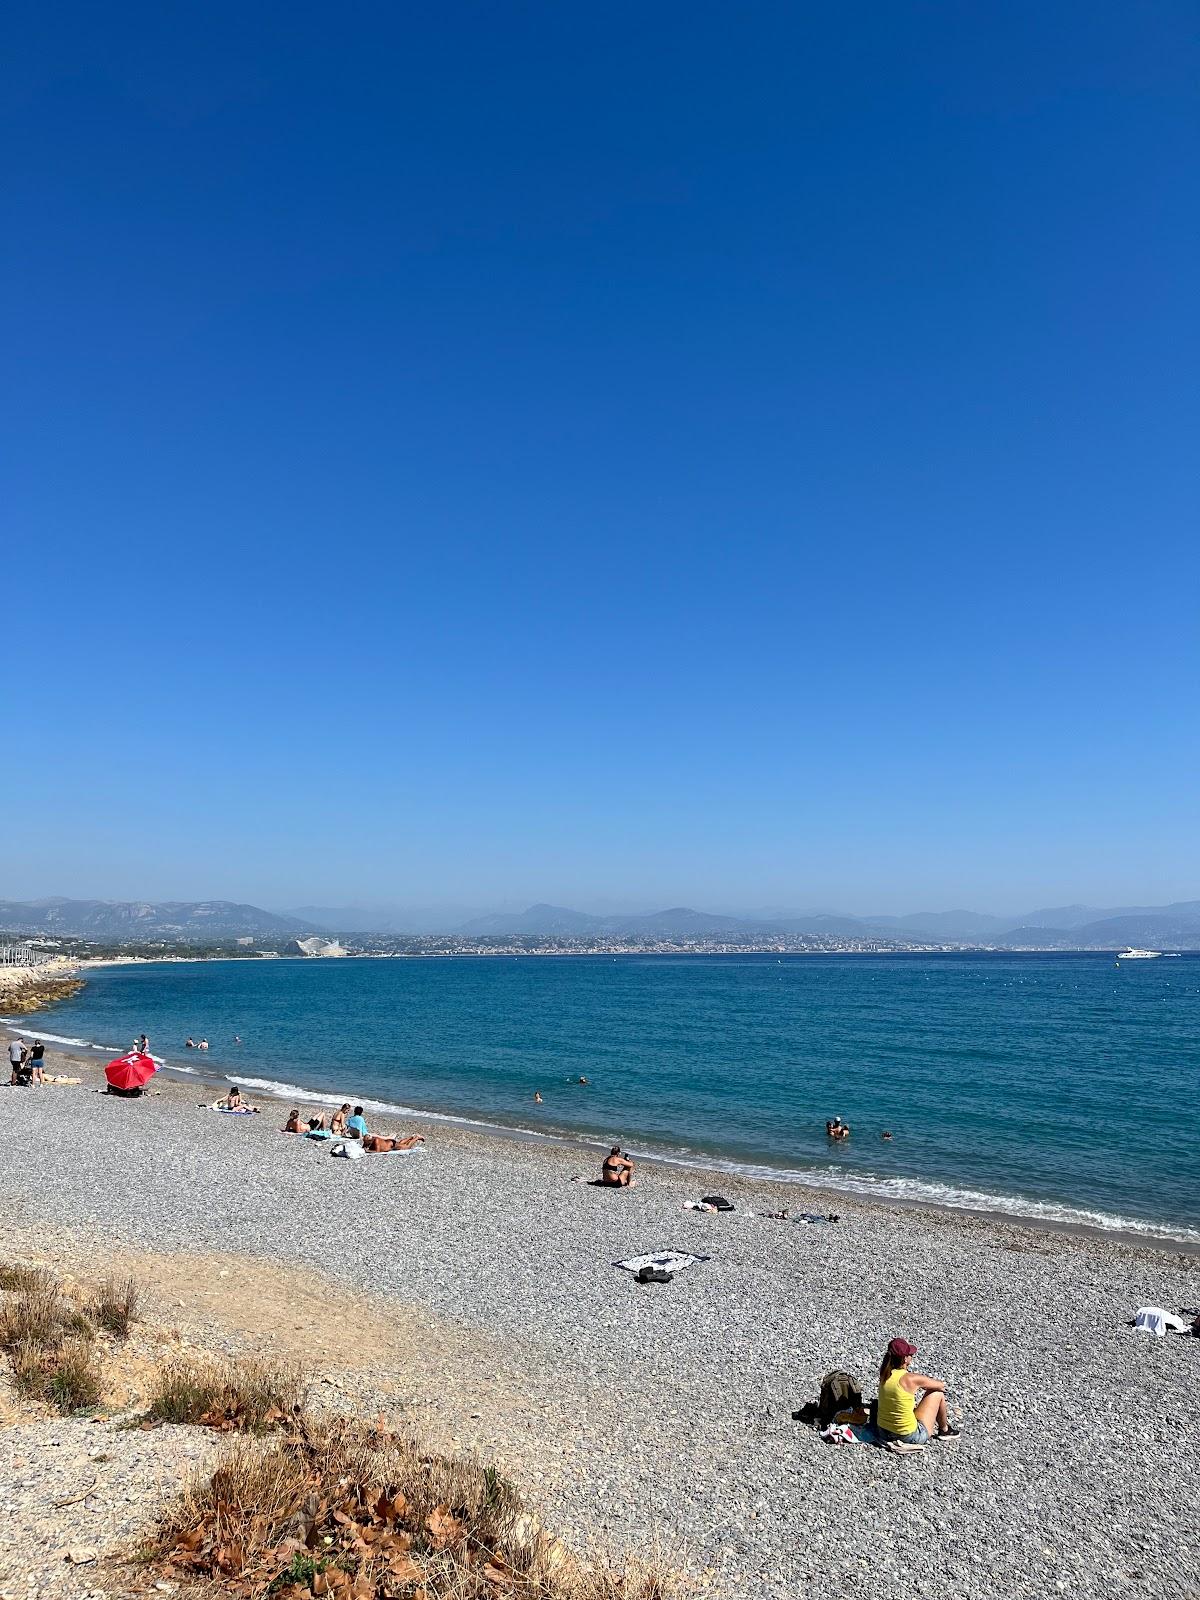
[879,1420,929,1445]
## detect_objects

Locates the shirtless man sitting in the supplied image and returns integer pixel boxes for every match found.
[601,1146,636,1187]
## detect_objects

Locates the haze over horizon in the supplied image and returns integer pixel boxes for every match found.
[4,3,1197,912]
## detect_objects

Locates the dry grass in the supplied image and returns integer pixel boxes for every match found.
[145,1355,307,1432]
[10,1337,103,1413]
[88,1273,140,1337]
[0,1263,49,1294]
[0,1276,78,1354]
[154,1418,679,1599]
[0,1266,114,1414]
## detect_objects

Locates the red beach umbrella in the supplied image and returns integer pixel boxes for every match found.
[104,1051,157,1092]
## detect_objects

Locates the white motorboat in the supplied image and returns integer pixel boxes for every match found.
[1116,947,1162,960]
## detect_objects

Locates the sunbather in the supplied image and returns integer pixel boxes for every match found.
[282,1107,302,1133]
[210,1086,259,1113]
[362,1133,425,1153]
[601,1146,636,1187]
[346,1105,369,1139]
[329,1103,351,1136]
[875,1337,960,1444]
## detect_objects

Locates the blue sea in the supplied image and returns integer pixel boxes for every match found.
[12,952,1199,1239]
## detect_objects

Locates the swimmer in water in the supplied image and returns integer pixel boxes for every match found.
[577,1076,589,1086]
[881,1130,893,1141]
[533,1091,543,1103]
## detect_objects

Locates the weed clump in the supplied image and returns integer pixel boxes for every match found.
[145,1356,306,1433]
[0,1277,74,1354]
[154,1418,679,1599]
[0,1263,49,1294]
[89,1274,140,1337]
[10,1337,103,1414]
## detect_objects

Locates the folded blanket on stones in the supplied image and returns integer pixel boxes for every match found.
[616,1250,708,1274]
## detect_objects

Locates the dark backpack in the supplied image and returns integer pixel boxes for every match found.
[816,1369,864,1427]
[700,1194,734,1211]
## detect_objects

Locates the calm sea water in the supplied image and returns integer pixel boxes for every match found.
[14,952,1200,1238]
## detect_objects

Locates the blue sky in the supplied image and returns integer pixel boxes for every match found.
[4,2,1197,914]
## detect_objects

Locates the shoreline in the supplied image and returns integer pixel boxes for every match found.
[4,1015,1199,1261]
[0,1034,1197,1599]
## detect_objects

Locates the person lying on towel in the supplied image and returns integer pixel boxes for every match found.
[362,1133,425,1153]
[601,1146,636,1187]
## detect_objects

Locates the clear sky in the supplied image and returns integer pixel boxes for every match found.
[4,2,1197,915]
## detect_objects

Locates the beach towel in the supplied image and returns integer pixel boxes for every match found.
[1133,1306,1188,1336]
[615,1250,707,1275]
[216,1107,256,1116]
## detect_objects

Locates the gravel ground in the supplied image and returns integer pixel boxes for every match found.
[1,1039,1198,1599]
[0,1416,218,1599]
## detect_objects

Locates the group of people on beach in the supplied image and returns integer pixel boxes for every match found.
[281,1100,425,1154]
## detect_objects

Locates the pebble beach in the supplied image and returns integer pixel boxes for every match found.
[1,1029,1198,1600]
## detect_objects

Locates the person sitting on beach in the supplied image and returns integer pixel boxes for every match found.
[304,1116,331,1139]
[875,1337,960,1445]
[346,1106,368,1140]
[362,1133,425,1153]
[601,1146,635,1187]
[329,1103,351,1136]
[282,1107,303,1133]
[210,1086,259,1113]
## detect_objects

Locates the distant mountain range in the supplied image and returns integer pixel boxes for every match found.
[283,905,484,934]
[2,896,1198,949]
[454,900,1200,947]
[0,898,317,940]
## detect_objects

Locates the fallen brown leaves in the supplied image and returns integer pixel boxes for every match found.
[151,1417,678,1600]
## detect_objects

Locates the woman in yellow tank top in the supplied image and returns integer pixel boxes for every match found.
[876,1337,960,1444]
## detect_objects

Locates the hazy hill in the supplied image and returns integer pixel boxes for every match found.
[1063,909,1200,948]
[868,909,1011,939]
[458,904,607,936]
[0,898,315,940]
[285,905,483,934]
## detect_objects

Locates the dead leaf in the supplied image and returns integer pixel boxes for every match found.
[425,1506,463,1550]
[388,1555,423,1583]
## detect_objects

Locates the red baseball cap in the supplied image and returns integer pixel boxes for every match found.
[888,1337,918,1358]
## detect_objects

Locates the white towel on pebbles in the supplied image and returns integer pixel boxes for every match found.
[1133,1306,1187,1336]
[616,1251,706,1275]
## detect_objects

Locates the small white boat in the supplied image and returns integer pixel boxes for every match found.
[1116,947,1162,960]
